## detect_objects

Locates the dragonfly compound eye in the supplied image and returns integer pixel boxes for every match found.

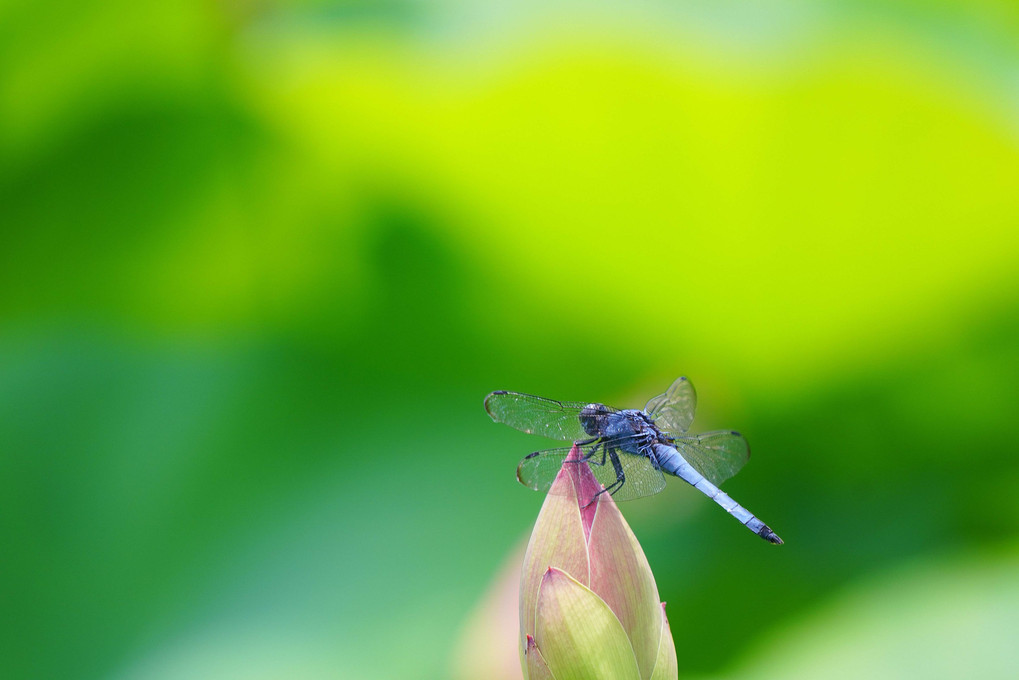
[579,403,610,436]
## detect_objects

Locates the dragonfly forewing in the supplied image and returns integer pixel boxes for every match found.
[485,390,612,441]
[644,376,697,435]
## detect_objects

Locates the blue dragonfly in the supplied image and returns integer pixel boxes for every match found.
[485,377,783,544]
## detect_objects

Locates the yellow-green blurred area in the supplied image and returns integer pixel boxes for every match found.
[2,1,1019,678]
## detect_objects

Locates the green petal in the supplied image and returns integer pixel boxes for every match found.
[587,492,663,679]
[520,456,590,647]
[524,634,556,680]
[649,603,678,680]
[534,567,641,680]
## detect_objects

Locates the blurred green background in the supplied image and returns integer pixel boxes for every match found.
[2,1,1018,679]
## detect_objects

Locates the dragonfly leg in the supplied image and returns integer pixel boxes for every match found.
[577,447,625,508]
[587,449,627,504]
[563,440,607,467]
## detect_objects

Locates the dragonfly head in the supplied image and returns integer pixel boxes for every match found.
[579,403,612,437]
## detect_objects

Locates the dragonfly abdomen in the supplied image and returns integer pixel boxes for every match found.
[653,444,783,545]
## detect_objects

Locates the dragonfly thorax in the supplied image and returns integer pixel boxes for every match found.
[581,405,663,442]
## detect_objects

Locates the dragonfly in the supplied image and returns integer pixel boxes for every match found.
[485,377,783,544]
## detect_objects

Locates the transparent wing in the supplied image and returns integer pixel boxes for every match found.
[644,376,697,435]
[485,390,617,441]
[516,437,667,501]
[671,430,750,486]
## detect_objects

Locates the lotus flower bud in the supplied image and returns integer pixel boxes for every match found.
[520,445,678,679]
